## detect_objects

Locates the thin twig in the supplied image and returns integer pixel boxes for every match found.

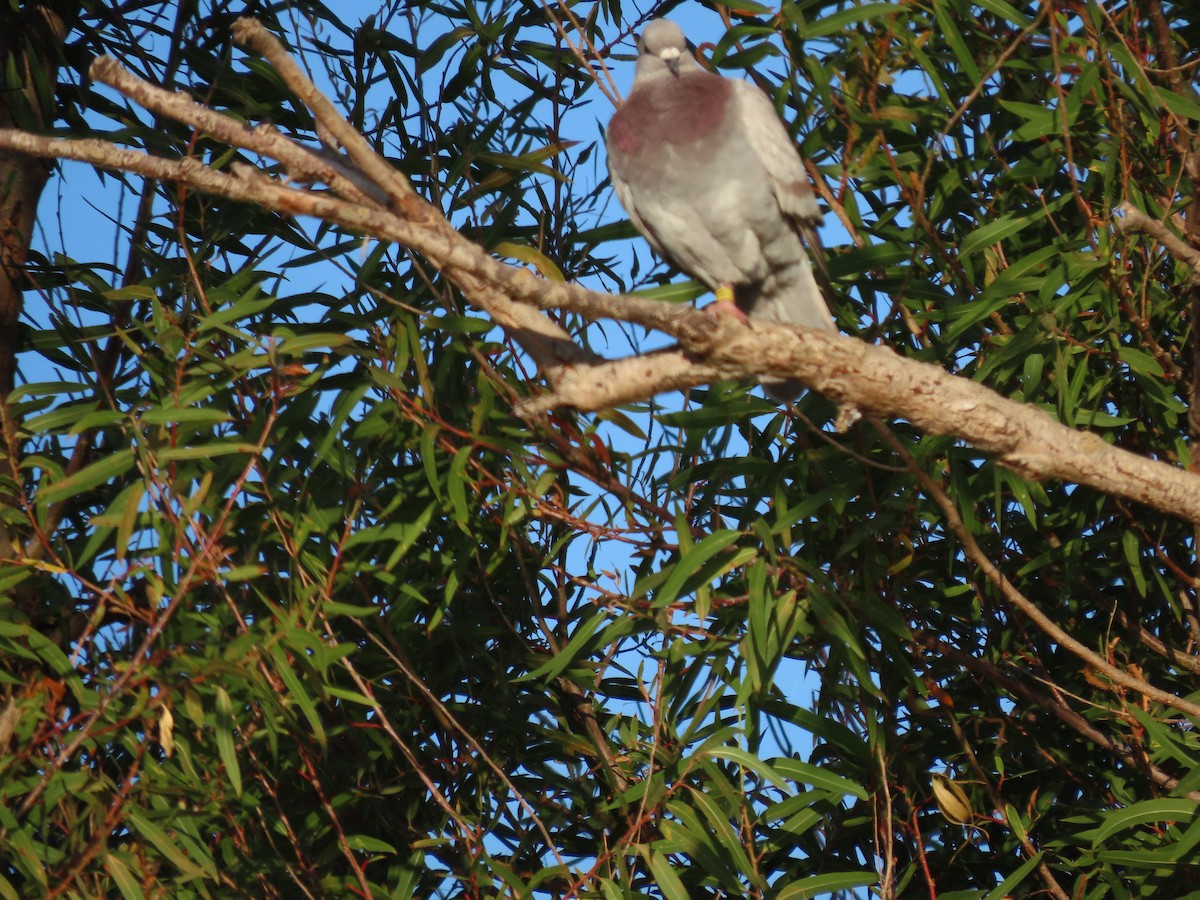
[874,419,1200,721]
[917,632,1200,801]
[359,628,568,867]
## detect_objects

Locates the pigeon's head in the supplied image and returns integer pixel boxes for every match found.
[635,19,696,78]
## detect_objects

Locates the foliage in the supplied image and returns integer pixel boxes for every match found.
[2,0,1200,897]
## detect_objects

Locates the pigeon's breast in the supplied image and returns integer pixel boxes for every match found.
[605,69,788,290]
[608,72,733,159]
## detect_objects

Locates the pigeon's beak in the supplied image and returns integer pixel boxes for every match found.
[661,47,681,76]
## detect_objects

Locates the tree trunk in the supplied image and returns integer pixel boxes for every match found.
[0,1,77,399]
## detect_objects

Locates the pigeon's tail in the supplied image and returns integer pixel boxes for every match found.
[751,259,861,429]
[743,257,836,402]
[750,257,837,332]
[760,375,805,404]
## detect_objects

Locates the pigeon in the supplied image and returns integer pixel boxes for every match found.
[606,18,837,401]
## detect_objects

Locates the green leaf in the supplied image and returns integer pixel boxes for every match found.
[801,3,904,39]
[772,757,869,800]
[214,687,243,798]
[697,746,788,791]
[653,530,745,608]
[268,644,327,750]
[974,0,1033,24]
[38,448,135,505]
[103,854,146,900]
[346,834,397,854]
[520,609,609,681]
[157,442,262,461]
[645,849,689,900]
[1117,345,1165,378]
[447,445,472,527]
[1092,799,1199,846]
[985,851,1044,900]
[776,871,876,899]
[959,200,1060,259]
[137,407,233,425]
[933,0,980,83]
[128,812,214,880]
[0,810,47,887]
[998,100,1058,141]
[1154,86,1200,121]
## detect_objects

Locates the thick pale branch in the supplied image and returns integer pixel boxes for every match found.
[3,43,1200,527]
[519,348,725,412]
[89,57,380,206]
[89,52,593,385]
[3,125,1200,524]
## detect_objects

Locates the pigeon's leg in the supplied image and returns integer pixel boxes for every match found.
[706,284,748,324]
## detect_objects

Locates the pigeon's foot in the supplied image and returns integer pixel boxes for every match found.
[706,284,748,324]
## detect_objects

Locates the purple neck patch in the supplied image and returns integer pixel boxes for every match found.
[610,72,732,157]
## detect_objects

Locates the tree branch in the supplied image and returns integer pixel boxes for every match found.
[877,420,1200,722]
[915,633,1200,802]
[1114,201,1200,276]
[1,23,1200,531]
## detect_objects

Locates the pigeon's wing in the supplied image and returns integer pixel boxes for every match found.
[732,82,819,220]
[608,160,665,257]
[733,81,837,312]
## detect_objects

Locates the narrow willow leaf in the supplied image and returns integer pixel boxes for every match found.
[102,854,144,900]
[984,850,1043,900]
[774,757,868,800]
[127,812,212,879]
[39,448,135,505]
[776,872,876,899]
[214,687,242,798]
[1091,799,1198,846]
[654,530,743,608]
[645,850,689,900]
[803,3,904,39]
[268,644,327,750]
